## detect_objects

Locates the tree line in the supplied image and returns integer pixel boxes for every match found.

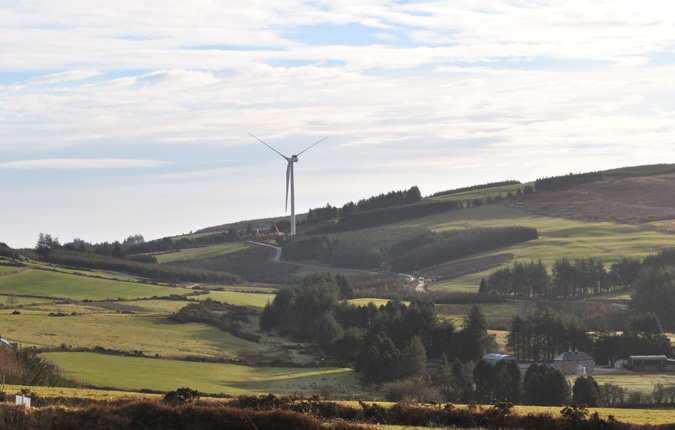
[309,199,466,234]
[507,308,593,362]
[481,246,675,332]
[479,257,641,298]
[534,171,603,192]
[305,186,422,223]
[631,248,675,331]
[429,180,521,198]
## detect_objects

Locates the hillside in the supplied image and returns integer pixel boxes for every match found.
[503,173,675,231]
[3,163,675,412]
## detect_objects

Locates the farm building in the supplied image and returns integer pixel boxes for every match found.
[628,355,675,372]
[553,350,595,375]
[482,353,516,365]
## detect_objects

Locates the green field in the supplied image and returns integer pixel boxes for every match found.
[41,351,359,397]
[0,265,23,275]
[0,270,181,301]
[0,294,56,306]
[196,289,275,308]
[0,299,314,363]
[153,242,249,263]
[591,372,675,394]
[399,205,675,292]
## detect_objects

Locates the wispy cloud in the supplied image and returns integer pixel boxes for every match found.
[27,69,102,85]
[1,0,675,247]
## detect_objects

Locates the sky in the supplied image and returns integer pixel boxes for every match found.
[1,1,675,249]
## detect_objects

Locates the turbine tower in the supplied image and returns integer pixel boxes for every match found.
[250,133,329,235]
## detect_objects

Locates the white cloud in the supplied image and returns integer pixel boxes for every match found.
[27,69,102,85]
[2,0,675,247]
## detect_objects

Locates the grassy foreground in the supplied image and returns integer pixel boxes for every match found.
[3,383,673,427]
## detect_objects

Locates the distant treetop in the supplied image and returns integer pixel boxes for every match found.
[430,180,521,198]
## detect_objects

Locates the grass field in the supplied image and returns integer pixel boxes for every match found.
[0,294,56,306]
[0,265,23,275]
[196,290,275,308]
[0,270,182,301]
[41,351,359,397]
[153,242,249,263]
[591,372,675,394]
[399,205,675,293]
[0,299,315,363]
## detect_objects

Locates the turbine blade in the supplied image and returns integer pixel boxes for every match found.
[249,133,290,160]
[296,136,329,156]
[285,162,291,212]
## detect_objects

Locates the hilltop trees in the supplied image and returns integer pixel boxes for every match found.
[306,186,423,222]
[35,233,60,257]
[534,171,603,192]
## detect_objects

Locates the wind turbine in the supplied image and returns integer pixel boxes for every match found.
[250,133,329,235]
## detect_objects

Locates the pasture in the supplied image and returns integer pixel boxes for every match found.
[0,269,181,301]
[41,352,359,397]
[591,372,675,394]
[197,289,275,308]
[400,205,675,292]
[153,242,249,263]
[0,296,317,363]
[0,265,22,275]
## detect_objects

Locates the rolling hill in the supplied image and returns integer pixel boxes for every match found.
[2,162,675,408]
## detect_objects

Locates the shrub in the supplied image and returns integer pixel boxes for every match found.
[164,387,200,405]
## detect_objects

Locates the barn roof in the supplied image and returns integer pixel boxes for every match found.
[482,353,516,361]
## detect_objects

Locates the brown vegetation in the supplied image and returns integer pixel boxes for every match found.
[504,173,675,230]
[0,395,673,429]
[418,253,514,280]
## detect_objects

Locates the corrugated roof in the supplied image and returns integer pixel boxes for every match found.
[554,350,594,361]
[629,355,667,361]
[482,353,516,361]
